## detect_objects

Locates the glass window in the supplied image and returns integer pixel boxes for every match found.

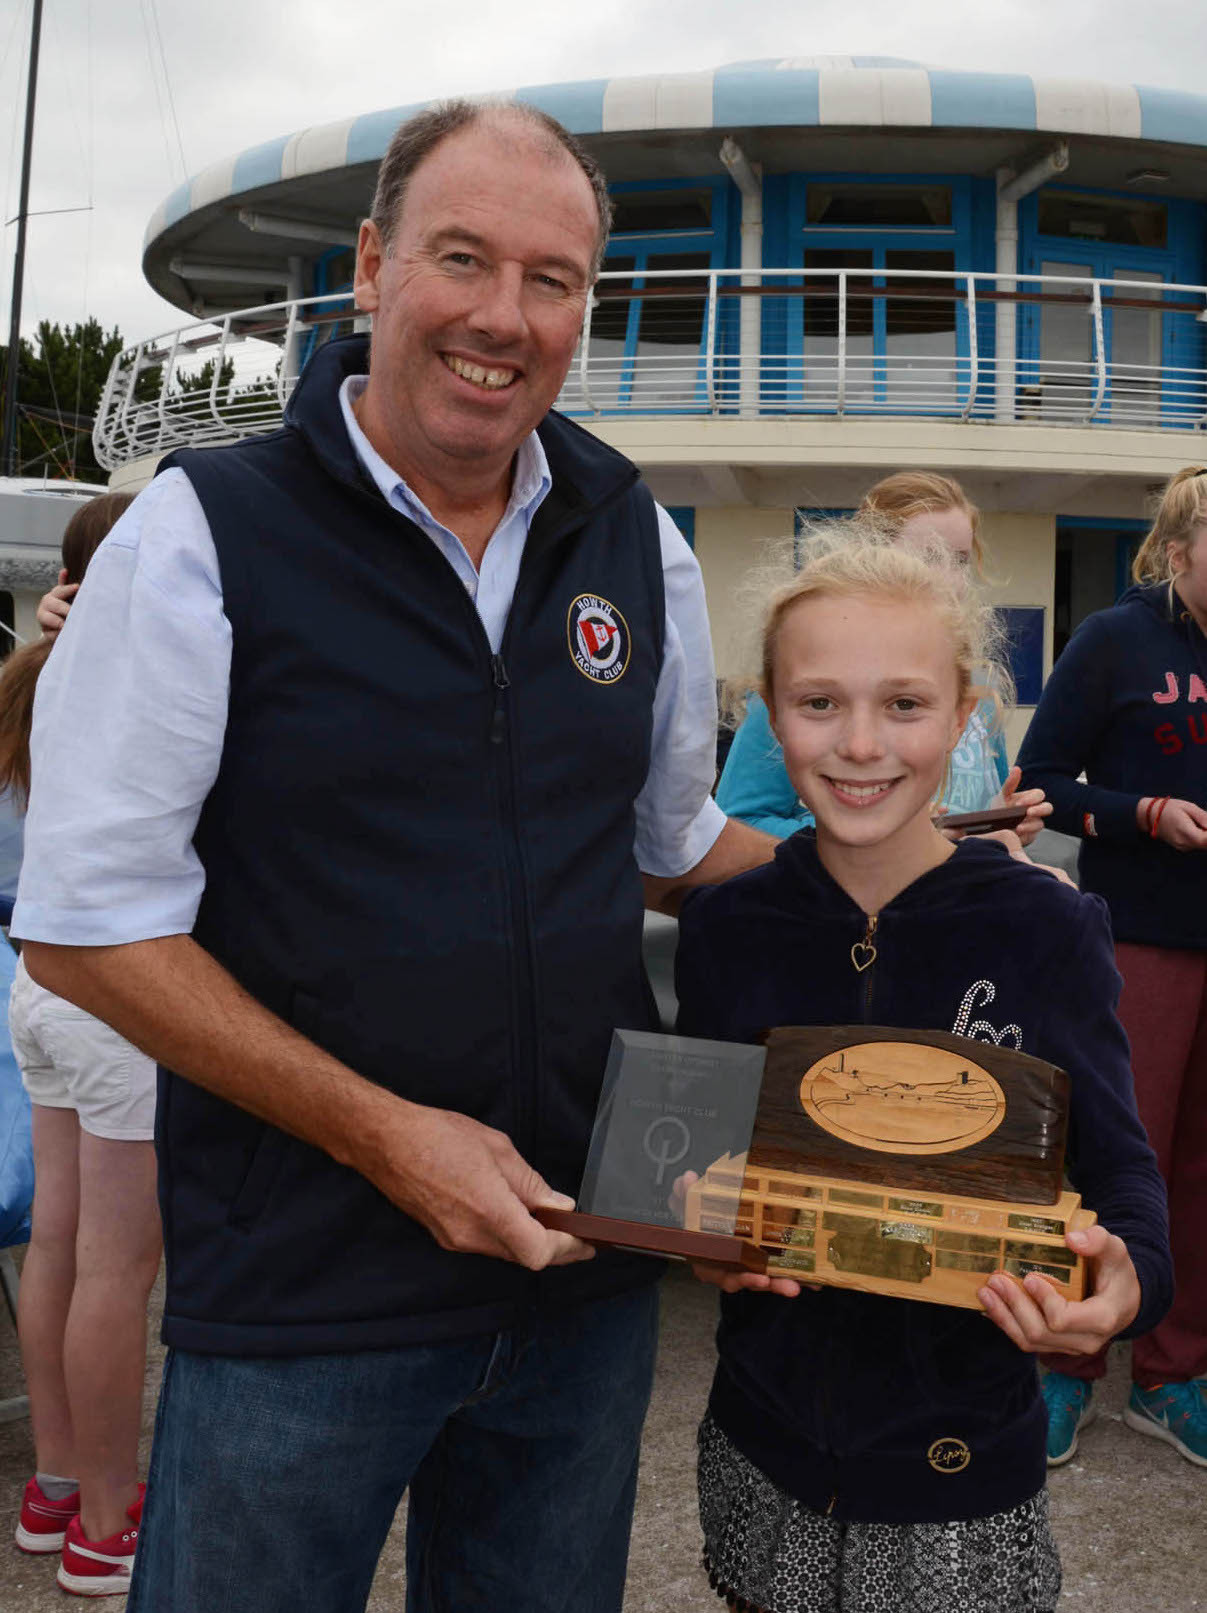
[611,189,713,235]
[884,250,957,404]
[806,185,952,228]
[587,256,635,409]
[1036,190,1167,249]
[630,252,711,406]
[803,249,874,404]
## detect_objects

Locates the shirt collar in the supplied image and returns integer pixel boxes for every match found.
[337,374,552,533]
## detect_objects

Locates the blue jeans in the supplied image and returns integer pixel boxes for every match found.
[127,1284,660,1613]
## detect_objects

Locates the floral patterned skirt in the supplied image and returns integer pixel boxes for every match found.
[698,1414,1061,1613]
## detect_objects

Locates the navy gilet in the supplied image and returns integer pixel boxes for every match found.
[156,335,666,1355]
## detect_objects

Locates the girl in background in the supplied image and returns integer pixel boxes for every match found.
[2,492,160,1598]
[676,525,1169,1613]
[1018,466,1207,1468]
[716,472,1046,842]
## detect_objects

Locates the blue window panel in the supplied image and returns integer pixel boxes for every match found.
[928,71,1036,131]
[161,181,193,229]
[346,105,424,166]
[1000,607,1046,706]
[664,507,694,550]
[1137,86,1207,147]
[231,136,291,197]
[712,65,819,129]
[518,80,607,135]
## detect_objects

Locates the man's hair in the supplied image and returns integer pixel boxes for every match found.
[369,100,613,276]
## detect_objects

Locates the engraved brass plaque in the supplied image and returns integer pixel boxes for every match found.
[936,1250,999,1274]
[768,1248,816,1273]
[824,1214,934,1282]
[935,1232,1001,1256]
[1008,1214,1063,1236]
[763,1204,817,1229]
[881,1221,932,1245]
[888,1197,945,1218]
[1005,1258,1070,1284]
[830,1189,885,1208]
[768,1179,823,1200]
[1004,1239,1075,1267]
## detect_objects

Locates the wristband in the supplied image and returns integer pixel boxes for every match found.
[1149,796,1171,839]
[1142,797,1156,834]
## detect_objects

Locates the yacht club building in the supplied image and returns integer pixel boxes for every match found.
[94,56,1207,750]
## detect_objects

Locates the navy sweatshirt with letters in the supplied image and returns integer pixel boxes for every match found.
[1018,582,1207,949]
[675,835,1171,1523]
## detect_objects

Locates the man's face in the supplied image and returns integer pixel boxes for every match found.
[354,120,599,480]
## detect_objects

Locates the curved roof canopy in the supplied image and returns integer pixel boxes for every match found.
[143,56,1207,317]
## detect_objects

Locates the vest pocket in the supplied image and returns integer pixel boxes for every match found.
[225,989,321,1230]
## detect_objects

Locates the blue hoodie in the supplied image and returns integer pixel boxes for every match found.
[1018,582,1207,949]
[675,835,1171,1524]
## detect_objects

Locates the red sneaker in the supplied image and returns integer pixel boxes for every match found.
[14,1475,80,1553]
[56,1485,145,1597]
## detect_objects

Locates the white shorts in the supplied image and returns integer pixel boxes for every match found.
[8,954,157,1141]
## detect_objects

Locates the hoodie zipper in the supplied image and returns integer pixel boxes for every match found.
[851,912,878,1021]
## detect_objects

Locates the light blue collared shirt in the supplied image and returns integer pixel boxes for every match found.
[13,383,725,945]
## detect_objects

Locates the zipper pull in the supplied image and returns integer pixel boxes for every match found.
[851,913,877,973]
[490,653,509,745]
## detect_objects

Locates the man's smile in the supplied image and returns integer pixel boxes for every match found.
[441,353,520,391]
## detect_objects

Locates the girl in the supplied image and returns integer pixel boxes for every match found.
[675,526,1171,1613]
[1018,466,1207,1468]
[715,472,1047,843]
[2,492,160,1597]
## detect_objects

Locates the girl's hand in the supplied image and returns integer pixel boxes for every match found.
[1144,797,1207,853]
[977,1224,1140,1354]
[992,766,1052,848]
[688,1259,804,1299]
[37,570,79,639]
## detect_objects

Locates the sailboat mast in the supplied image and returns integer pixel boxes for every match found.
[2,0,45,477]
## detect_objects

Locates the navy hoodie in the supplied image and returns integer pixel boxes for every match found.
[675,835,1171,1523]
[1018,582,1207,949]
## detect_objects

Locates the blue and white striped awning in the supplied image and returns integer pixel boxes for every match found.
[145,56,1207,249]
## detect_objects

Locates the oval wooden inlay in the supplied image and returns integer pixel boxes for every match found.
[799,1040,1006,1155]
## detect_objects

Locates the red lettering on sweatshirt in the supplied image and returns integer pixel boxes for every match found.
[1190,714,1207,746]
[1155,722,1184,755]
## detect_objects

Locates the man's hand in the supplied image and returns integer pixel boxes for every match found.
[367,1102,594,1269]
[37,570,79,638]
[977,1224,1141,1354]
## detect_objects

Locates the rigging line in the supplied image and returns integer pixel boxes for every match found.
[46,0,89,188]
[138,0,177,185]
[145,0,187,181]
[22,270,76,477]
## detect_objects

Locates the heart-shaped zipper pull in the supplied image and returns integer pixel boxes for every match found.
[850,914,878,973]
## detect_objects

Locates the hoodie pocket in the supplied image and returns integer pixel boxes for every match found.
[225,989,321,1231]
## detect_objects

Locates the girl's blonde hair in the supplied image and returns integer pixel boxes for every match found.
[1132,466,1207,586]
[856,470,986,576]
[729,519,1011,728]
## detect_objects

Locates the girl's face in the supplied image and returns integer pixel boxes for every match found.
[1172,521,1207,633]
[896,506,975,566]
[768,592,973,856]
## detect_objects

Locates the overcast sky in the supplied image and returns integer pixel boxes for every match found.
[2,0,1206,354]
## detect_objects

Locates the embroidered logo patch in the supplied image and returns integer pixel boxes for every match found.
[927,1437,971,1474]
[568,594,630,684]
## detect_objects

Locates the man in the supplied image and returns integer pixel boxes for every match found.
[13,101,772,1611]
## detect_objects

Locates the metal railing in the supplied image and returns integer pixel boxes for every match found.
[92,268,1207,469]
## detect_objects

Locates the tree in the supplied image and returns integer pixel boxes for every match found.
[0,318,151,481]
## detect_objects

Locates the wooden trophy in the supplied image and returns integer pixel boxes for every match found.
[684,1026,1096,1309]
[539,1026,1096,1309]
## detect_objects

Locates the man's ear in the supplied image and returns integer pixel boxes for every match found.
[353,219,385,315]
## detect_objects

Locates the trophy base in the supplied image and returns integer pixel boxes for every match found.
[534,1207,768,1273]
[686,1163,1097,1310]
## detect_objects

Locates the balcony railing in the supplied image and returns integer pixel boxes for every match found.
[92,267,1207,470]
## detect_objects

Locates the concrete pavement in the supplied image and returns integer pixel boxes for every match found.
[1,1259,1202,1612]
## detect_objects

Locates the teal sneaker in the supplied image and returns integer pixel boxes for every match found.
[1041,1371,1096,1466]
[1124,1381,1207,1467]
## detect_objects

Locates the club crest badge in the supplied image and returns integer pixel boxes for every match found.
[568,594,631,684]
